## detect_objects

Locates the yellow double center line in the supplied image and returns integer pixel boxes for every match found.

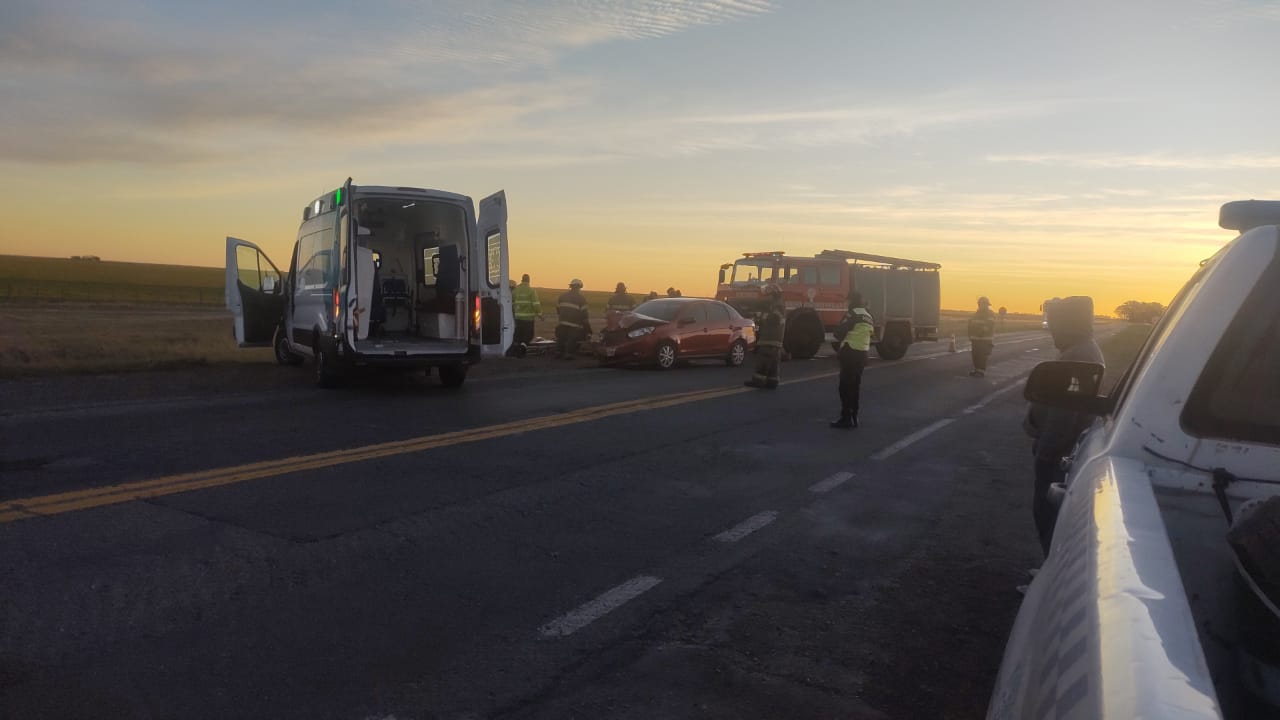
[2,379,813,525]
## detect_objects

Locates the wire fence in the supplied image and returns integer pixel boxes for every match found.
[0,279,225,306]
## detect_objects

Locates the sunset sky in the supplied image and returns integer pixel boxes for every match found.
[3,0,1279,313]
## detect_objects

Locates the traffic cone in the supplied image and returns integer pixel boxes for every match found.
[948,334,957,353]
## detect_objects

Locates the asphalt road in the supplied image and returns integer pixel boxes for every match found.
[0,330,1093,719]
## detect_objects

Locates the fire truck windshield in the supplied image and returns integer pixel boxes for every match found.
[730,259,776,286]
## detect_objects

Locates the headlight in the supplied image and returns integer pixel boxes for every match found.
[627,326,656,338]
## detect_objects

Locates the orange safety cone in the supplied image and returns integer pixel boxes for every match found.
[948,334,957,352]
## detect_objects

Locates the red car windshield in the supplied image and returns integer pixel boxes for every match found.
[633,300,685,321]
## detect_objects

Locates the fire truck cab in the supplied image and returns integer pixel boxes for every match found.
[715,250,941,360]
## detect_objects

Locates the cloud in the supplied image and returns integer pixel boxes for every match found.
[0,0,774,166]
[986,152,1280,170]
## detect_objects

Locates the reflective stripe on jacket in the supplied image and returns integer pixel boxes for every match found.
[840,308,874,351]
[757,305,786,348]
[556,290,590,328]
[968,309,996,340]
[606,292,635,313]
[513,283,541,320]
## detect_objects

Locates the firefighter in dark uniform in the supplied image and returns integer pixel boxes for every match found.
[606,282,635,315]
[744,284,785,389]
[968,296,997,377]
[555,279,590,359]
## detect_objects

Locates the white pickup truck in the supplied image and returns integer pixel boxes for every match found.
[989,201,1280,719]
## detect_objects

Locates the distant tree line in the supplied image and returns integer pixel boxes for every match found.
[1114,300,1165,323]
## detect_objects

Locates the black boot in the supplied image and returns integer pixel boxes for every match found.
[830,414,853,429]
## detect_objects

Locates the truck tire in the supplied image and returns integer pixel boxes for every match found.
[783,311,824,360]
[876,326,910,361]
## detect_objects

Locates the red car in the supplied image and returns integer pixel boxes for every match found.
[598,298,756,370]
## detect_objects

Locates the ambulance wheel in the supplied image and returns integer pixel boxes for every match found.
[313,341,341,388]
[439,364,468,388]
[274,329,303,366]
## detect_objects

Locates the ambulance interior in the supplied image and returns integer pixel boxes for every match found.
[353,197,469,351]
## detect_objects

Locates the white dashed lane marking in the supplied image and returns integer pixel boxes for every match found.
[539,576,663,637]
[870,419,957,461]
[809,472,854,494]
[713,511,779,543]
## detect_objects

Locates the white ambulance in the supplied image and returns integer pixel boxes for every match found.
[225,180,513,387]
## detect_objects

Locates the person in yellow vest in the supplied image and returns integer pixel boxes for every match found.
[510,273,542,357]
[555,279,590,359]
[606,282,635,314]
[831,293,874,429]
[968,296,997,377]
[744,285,785,389]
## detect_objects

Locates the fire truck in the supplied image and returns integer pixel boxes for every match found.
[715,249,941,360]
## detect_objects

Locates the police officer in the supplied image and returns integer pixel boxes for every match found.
[1024,296,1104,556]
[555,279,590,359]
[831,293,873,428]
[606,282,635,314]
[744,284,785,389]
[510,273,542,357]
[968,296,997,377]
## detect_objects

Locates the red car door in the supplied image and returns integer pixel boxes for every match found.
[675,302,711,355]
[705,302,734,355]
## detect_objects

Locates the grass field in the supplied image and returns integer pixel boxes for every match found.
[0,304,271,377]
[0,254,1070,376]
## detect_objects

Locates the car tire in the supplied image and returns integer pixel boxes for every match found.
[655,341,678,370]
[275,329,303,366]
[439,364,467,388]
[726,339,747,367]
[313,341,340,388]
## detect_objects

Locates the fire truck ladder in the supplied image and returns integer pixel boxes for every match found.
[816,249,941,270]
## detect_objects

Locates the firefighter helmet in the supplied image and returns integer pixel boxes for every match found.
[570,278,583,288]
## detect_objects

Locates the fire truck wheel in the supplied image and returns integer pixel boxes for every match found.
[783,313,824,360]
[876,331,909,361]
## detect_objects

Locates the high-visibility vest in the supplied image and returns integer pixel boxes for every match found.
[513,283,541,320]
[841,308,874,351]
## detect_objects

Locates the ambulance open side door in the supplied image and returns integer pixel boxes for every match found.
[476,190,513,357]
[225,236,285,347]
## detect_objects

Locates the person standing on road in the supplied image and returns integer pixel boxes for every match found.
[968,296,997,377]
[606,282,635,315]
[745,284,785,389]
[510,273,542,357]
[1023,295,1104,556]
[555,279,590,359]
[830,293,874,429]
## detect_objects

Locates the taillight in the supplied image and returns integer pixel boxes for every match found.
[333,289,341,323]
[473,294,482,337]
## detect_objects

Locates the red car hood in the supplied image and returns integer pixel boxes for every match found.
[605,312,668,332]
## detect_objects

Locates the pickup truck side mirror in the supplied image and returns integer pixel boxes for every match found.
[1024,361,1111,415]
[718,267,727,285]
